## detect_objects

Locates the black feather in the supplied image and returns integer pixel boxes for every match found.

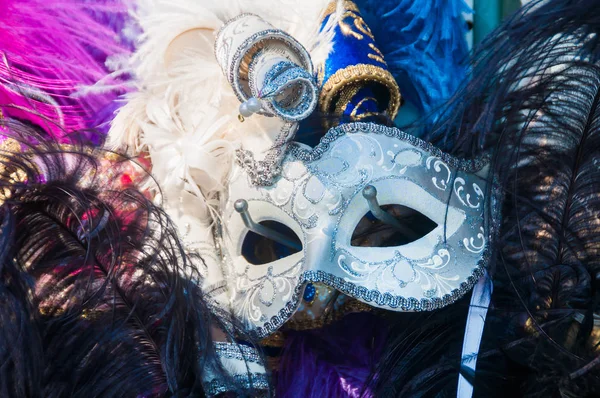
[374,1,600,396]
[427,0,600,156]
[0,116,255,397]
[367,295,471,397]
[0,207,43,398]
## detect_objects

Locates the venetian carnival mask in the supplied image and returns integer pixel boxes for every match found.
[210,4,498,337]
[222,123,494,336]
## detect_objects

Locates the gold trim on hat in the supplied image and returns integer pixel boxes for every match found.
[319,64,401,119]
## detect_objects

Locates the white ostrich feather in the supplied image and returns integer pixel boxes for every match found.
[107,0,342,229]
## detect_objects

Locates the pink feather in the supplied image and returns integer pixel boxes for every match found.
[0,0,134,142]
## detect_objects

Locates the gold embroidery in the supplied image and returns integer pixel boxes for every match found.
[322,1,381,61]
[339,9,375,41]
[284,298,376,331]
[353,111,380,120]
[259,331,286,348]
[350,96,378,118]
[321,0,360,18]
[349,10,376,41]
[333,84,362,116]
[368,43,386,64]
[368,53,386,64]
[339,17,362,40]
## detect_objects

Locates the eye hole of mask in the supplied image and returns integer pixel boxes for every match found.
[350,205,437,248]
[241,220,303,265]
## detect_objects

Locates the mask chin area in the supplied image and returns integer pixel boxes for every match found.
[350,204,437,247]
[241,220,303,265]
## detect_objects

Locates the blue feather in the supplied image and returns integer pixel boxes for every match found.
[357,0,472,125]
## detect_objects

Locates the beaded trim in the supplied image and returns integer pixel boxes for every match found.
[262,67,318,122]
[228,29,312,106]
[261,61,297,95]
[246,60,319,122]
[236,122,297,186]
[248,53,295,113]
[239,121,491,189]
[288,122,491,169]
[214,342,262,364]
[251,254,488,338]
[251,231,498,337]
[205,373,269,396]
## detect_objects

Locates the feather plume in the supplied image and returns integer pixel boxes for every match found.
[276,312,388,398]
[0,208,42,398]
[489,59,600,396]
[110,0,335,152]
[375,0,600,396]
[367,296,471,397]
[0,0,134,139]
[109,0,338,236]
[356,0,471,123]
[0,114,256,396]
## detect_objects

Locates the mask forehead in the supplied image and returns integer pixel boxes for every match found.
[221,123,497,336]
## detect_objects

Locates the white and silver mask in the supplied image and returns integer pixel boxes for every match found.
[219,122,497,337]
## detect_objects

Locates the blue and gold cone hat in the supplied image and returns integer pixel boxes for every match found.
[317,0,401,120]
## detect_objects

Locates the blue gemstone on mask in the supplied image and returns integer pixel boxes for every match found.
[303,283,316,302]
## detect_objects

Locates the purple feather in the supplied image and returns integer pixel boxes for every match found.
[276,312,388,398]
